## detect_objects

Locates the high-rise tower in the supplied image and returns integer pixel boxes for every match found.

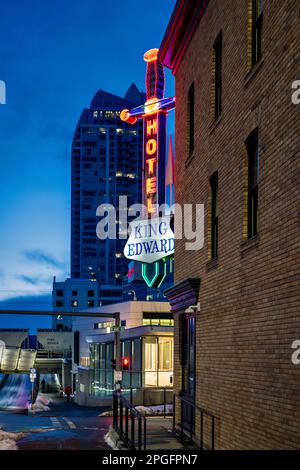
[71,85,144,298]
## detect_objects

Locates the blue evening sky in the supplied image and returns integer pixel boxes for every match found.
[0,0,176,330]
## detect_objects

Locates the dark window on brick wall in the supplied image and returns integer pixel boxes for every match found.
[182,315,196,399]
[251,0,263,66]
[210,171,219,259]
[246,128,259,238]
[214,32,222,118]
[188,82,195,155]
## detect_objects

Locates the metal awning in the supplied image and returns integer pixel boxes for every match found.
[0,347,36,373]
[86,325,173,344]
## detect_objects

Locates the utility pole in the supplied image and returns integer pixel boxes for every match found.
[113,312,122,391]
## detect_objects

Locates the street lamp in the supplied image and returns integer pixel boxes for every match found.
[128,290,137,301]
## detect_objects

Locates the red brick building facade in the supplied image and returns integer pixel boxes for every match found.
[161,0,300,449]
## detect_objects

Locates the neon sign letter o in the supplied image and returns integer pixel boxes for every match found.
[146,139,157,155]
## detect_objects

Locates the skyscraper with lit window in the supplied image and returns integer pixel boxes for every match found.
[71,84,145,303]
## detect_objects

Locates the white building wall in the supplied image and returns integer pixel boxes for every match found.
[72,301,171,368]
[52,277,99,330]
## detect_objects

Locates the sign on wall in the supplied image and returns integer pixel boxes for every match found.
[37,332,72,352]
[124,216,174,264]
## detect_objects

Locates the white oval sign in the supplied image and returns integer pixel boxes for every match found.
[124,216,174,264]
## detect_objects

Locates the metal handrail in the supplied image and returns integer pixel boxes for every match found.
[174,394,216,450]
[113,391,147,450]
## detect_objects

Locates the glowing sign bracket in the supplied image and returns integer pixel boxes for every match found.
[142,260,167,288]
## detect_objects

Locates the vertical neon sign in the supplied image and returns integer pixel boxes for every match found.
[121,48,175,287]
[145,115,158,214]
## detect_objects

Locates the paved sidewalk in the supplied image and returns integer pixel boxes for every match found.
[144,417,196,450]
[108,416,197,450]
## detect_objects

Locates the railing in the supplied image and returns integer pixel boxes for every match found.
[90,368,173,390]
[175,395,216,450]
[36,349,72,359]
[113,391,147,450]
[125,386,171,419]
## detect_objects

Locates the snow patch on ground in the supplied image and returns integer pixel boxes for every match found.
[104,431,119,450]
[99,410,113,417]
[28,394,52,413]
[0,430,24,450]
[99,404,173,417]
[135,404,173,416]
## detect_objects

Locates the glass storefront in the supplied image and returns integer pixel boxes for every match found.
[90,342,114,393]
[143,336,173,387]
[90,335,173,395]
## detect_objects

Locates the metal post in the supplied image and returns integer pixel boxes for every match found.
[114,393,118,429]
[138,417,142,450]
[143,417,147,450]
[114,312,121,390]
[120,401,123,436]
[180,401,183,436]
[190,404,193,441]
[172,394,175,431]
[211,415,215,450]
[113,393,116,427]
[117,394,120,430]
[163,387,166,418]
[125,406,129,444]
[131,411,135,450]
[130,387,133,405]
[200,410,203,449]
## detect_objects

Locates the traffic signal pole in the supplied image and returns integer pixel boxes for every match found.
[113,312,122,390]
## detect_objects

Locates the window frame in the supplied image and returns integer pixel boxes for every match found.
[187,82,195,155]
[214,32,222,119]
[210,171,219,260]
[246,128,259,238]
[182,314,196,399]
[251,0,264,66]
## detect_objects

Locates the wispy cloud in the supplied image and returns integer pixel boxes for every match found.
[22,249,66,270]
[0,294,53,330]
[0,293,52,310]
[17,275,39,285]
[16,274,53,286]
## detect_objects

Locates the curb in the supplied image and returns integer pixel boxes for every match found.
[105,425,127,450]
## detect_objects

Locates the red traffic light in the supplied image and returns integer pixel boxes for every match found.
[122,357,130,370]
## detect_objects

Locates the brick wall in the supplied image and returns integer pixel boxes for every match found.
[173,0,300,449]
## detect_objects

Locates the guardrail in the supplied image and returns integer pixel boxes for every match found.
[113,391,147,450]
[125,386,172,419]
